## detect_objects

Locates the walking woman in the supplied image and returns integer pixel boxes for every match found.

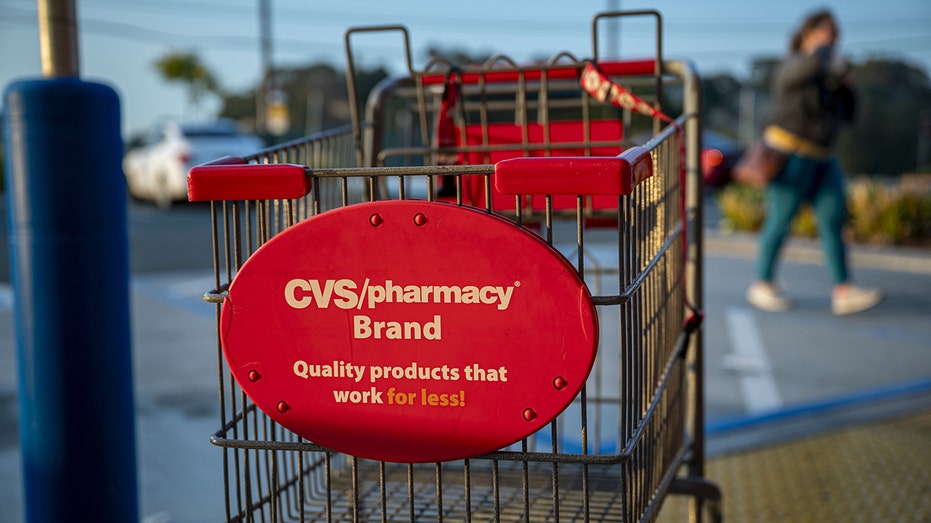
[746,9,882,315]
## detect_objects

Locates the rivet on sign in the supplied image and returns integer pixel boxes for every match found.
[248,370,262,382]
[553,376,568,390]
[522,408,538,422]
[277,401,290,414]
[413,213,428,226]
[369,213,383,227]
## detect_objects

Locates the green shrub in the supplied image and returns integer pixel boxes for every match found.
[716,184,765,233]
[716,174,931,246]
[847,175,931,245]
[791,205,818,238]
[715,184,819,237]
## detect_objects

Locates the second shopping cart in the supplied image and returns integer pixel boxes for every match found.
[187,9,720,523]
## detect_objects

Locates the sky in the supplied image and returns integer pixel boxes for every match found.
[2,0,930,137]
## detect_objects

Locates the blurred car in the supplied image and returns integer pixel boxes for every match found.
[700,129,743,188]
[123,119,264,207]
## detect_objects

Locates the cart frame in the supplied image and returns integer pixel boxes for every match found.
[188,10,719,523]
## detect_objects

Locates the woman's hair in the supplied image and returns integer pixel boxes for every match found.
[790,9,836,51]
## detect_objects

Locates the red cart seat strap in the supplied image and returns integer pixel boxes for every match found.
[432,68,464,166]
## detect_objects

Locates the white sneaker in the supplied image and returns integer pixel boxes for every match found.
[832,285,883,316]
[746,282,793,312]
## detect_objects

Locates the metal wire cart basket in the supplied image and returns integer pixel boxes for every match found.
[187,10,721,523]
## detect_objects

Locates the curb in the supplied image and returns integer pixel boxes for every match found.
[705,378,931,457]
[703,229,931,276]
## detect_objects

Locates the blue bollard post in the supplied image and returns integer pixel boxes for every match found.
[3,77,138,522]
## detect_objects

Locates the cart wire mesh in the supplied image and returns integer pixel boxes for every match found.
[189,10,720,523]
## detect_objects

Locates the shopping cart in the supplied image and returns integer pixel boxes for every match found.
[187,10,720,523]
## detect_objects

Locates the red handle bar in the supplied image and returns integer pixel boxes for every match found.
[187,156,310,202]
[493,146,652,196]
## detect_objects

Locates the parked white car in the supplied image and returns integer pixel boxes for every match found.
[123,119,265,207]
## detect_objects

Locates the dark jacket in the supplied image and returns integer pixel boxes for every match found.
[767,46,856,149]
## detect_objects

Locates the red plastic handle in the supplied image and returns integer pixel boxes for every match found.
[419,59,657,86]
[186,156,311,202]
[493,146,652,196]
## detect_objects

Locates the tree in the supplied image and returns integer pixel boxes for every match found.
[154,51,221,117]
[423,45,493,68]
[701,73,742,137]
[218,62,389,141]
[736,56,931,176]
[838,59,931,175]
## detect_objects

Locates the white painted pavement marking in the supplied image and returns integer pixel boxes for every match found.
[723,306,784,414]
[1,275,216,315]
[131,272,218,317]
[163,274,219,297]
[0,283,11,312]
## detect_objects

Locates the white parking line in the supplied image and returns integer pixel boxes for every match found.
[131,272,217,318]
[163,275,219,297]
[0,283,11,312]
[1,273,217,316]
[723,306,784,414]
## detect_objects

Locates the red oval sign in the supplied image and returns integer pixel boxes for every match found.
[221,200,598,462]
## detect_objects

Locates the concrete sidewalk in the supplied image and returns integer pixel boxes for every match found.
[659,408,931,523]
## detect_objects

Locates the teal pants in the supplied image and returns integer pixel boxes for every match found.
[756,154,849,285]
